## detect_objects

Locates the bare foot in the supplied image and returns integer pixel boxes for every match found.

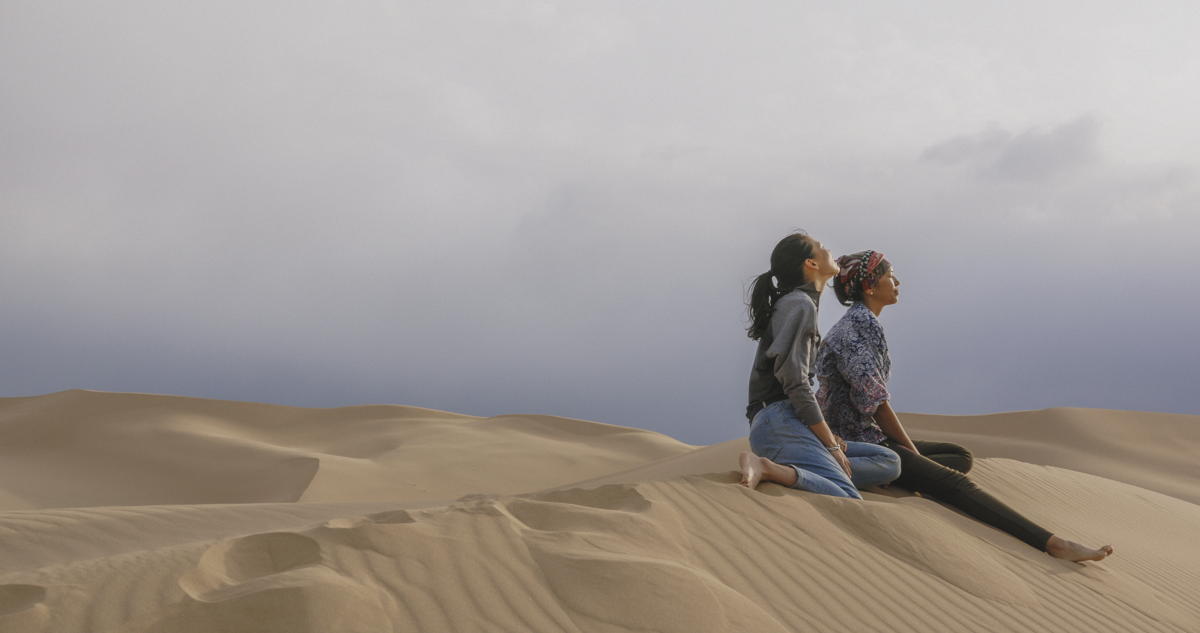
[739,451,764,488]
[739,452,799,489]
[1046,535,1114,563]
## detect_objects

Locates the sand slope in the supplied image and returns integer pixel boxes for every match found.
[1,390,1197,633]
[903,408,1200,505]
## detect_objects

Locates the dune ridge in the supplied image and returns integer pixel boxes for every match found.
[0,390,1197,633]
[0,389,695,511]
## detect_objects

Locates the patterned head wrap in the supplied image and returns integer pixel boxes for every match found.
[835,250,890,299]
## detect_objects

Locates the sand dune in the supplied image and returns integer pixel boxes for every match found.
[903,408,1200,504]
[1,390,1197,633]
[0,390,694,510]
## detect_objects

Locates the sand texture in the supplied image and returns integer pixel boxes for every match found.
[1,389,1197,633]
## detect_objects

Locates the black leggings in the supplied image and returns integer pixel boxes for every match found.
[883,439,1053,552]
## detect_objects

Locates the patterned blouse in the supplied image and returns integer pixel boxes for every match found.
[814,302,891,444]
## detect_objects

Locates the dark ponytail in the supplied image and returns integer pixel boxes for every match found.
[746,270,778,341]
[746,232,818,340]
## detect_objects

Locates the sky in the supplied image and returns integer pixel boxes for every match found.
[2,1,1197,444]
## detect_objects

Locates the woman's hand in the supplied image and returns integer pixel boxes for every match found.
[833,448,853,479]
[807,423,853,479]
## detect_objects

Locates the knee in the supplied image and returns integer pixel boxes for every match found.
[936,443,973,475]
[883,450,903,480]
[954,446,974,474]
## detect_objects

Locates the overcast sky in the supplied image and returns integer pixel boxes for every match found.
[3,2,1197,444]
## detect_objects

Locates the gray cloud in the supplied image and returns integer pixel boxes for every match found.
[921,117,1100,181]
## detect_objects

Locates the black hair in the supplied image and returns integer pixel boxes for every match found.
[746,232,818,340]
[832,252,892,306]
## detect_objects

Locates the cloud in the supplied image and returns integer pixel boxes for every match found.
[921,117,1101,182]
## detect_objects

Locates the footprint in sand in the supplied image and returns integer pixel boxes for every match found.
[449,493,507,516]
[0,584,49,632]
[179,532,323,602]
[524,483,653,512]
[161,533,390,633]
[321,516,369,529]
[363,509,415,524]
[322,509,415,529]
[506,484,657,537]
[201,532,322,583]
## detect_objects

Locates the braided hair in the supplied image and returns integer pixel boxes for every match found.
[746,232,818,340]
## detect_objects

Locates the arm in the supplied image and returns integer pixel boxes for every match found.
[769,299,827,432]
[805,420,842,449]
[872,400,919,454]
[769,299,853,476]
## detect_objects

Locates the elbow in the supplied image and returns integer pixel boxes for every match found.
[855,397,886,416]
[783,383,817,404]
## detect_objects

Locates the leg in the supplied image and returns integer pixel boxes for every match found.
[885,441,1112,561]
[745,402,861,499]
[888,443,1051,549]
[912,439,973,474]
[787,460,862,498]
[844,441,901,489]
[739,450,859,498]
[740,450,795,488]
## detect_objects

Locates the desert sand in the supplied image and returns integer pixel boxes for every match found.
[1,389,1197,633]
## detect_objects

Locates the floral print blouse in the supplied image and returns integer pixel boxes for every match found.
[814,302,891,444]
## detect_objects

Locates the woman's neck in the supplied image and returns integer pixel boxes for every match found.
[805,272,833,293]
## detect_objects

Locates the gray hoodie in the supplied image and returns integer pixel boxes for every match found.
[745,281,825,425]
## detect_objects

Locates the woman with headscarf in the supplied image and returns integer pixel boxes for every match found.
[738,232,902,498]
[816,249,1114,562]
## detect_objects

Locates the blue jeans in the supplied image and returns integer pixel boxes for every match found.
[749,400,901,499]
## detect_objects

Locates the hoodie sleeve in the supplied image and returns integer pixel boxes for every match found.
[765,297,826,426]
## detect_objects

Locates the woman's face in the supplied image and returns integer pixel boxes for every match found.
[869,267,901,304]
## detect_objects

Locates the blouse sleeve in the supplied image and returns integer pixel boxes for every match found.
[834,331,891,415]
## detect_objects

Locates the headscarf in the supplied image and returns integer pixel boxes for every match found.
[835,250,890,299]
